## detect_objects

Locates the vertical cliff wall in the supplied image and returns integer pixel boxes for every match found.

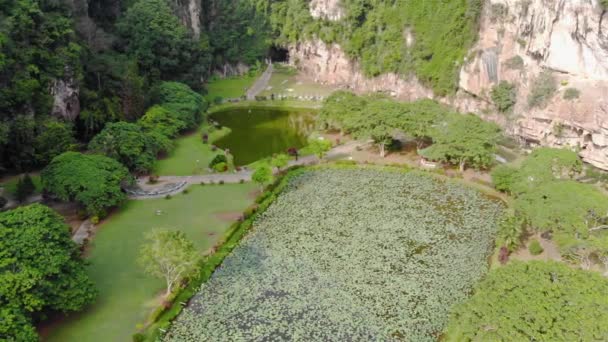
[289,0,608,170]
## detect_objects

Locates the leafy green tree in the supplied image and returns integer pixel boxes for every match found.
[252,164,274,191]
[138,229,200,297]
[305,137,332,159]
[422,114,501,171]
[138,105,186,138]
[34,119,77,165]
[150,82,207,130]
[271,154,290,171]
[41,152,132,216]
[491,164,518,193]
[0,204,97,341]
[446,261,608,341]
[88,122,167,173]
[319,91,367,132]
[399,99,446,149]
[117,0,210,86]
[14,174,35,203]
[346,100,400,157]
[490,81,517,112]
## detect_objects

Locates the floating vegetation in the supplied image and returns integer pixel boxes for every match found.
[164,169,504,341]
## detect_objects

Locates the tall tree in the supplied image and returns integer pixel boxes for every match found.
[138,230,200,297]
[422,114,501,171]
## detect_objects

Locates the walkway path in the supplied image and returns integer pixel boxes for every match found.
[128,141,363,200]
[246,63,274,100]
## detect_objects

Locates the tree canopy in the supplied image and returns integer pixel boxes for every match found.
[0,204,96,341]
[41,152,132,216]
[88,122,168,173]
[421,114,501,171]
[446,261,608,341]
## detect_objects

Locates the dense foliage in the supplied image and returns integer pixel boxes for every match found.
[490,81,517,112]
[41,152,132,216]
[0,204,96,341]
[320,92,501,169]
[446,261,608,341]
[270,0,483,95]
[165,169,503,341]
[492,148,608,270]
[88,122,168,173]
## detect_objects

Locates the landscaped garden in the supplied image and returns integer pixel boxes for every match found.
[164,168,504,341]
[44,182,256,342]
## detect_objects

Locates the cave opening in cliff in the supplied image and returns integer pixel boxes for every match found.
[269,46,289,63]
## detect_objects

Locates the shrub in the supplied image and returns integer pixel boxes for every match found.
[15,174,36,203]
[528,240,544,255]
[498,246,510,264]
[491,165,518,193]
[239,179,245,184]
[563,87,580,100]
[91,216,100,225]
[200,181,205,186]
[213,162,228,173]
[528,71,557,108]
[182,189,189,194]
[209,154,228,168]
[219,180,225,185]
[213,96,223,105]
[132,333,145,342]
[491,81,517,112]
[165,194,172,200]
[0,196,7,208]
[504,55,524,70]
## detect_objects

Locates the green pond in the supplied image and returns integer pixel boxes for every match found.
[210,108,315,165]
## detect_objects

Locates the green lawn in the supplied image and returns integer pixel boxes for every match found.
[259,64,337,98]
[204,75,258,101]
[45,182,257,342]
[0,173,42,200]
[154,126,231,176]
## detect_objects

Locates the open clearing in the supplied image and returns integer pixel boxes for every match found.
[164,168,504,341]
[44,183,256,342]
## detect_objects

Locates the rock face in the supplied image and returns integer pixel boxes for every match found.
[460,0,608,169]
[171,0,202,38]
[310,0,344,21]
[51,77,80,121]
[290,0,608,169]
[289,40,433,101]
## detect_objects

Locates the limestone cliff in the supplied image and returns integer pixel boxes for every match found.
[291,0,608,170]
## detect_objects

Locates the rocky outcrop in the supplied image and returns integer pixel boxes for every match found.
[290,0,608,169]
[171,0,202,38]
[51,77,80,121]
[310,0,344,21]
[460,0,608,169]
[289,40,433,101]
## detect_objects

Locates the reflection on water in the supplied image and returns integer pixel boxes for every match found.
[210,108,315,166]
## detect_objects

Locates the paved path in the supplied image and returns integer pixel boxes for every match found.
[246,63,274,100]
[128,141,363,200]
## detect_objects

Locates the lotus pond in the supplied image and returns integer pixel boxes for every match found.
[210,108,315,166]
[164,168,504,341]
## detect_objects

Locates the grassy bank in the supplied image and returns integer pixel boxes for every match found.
[44,183,256,342]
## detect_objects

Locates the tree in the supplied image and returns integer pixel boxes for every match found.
[491,165,518,193]
[445,261,608,341]
[41,152,132,216]
[88,122,167,173]
[0,204,97,341]
[271,154,290,171]
[490,81,517,112]
[252,164,273,191]
[14,174,35,203]
[117,0,209,85]
[421,114,501,171]
[305,137,332,159]
[346,100,400,157]
[138,230,200,297]
[34,119,77,165]
[150,82,207,130]
[138,105,186,138]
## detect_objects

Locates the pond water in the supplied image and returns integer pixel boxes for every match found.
[210,108,315,166]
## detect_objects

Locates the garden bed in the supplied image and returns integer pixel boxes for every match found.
[163,167,504,341]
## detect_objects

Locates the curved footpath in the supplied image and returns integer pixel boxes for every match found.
[246,63,274,100]
[128,141,362,200]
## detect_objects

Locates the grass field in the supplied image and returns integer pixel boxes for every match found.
[45,182,256,342]
[259,64,338,98]
[154,126,231,176]
[204,75,258,101]
[0,173,42,200]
